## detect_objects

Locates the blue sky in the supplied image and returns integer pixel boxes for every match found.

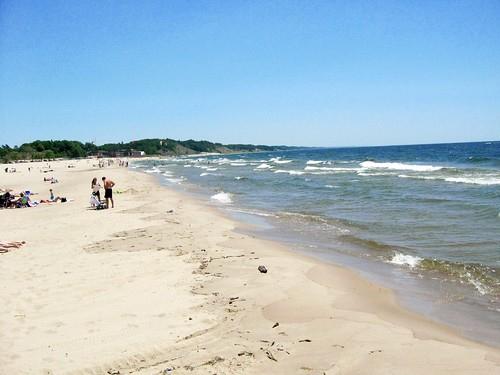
[1,0,499,147]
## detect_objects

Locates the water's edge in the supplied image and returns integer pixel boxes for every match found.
[133,165,499,348]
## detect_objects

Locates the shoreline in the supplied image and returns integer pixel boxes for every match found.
[142,157,500,349]
[1,159,499,374]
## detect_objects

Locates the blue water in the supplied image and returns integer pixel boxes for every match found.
[134,141,500,345]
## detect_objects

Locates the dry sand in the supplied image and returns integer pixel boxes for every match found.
[1,159,499,374]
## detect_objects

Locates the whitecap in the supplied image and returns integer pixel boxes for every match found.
[398,174,436,180]
[274,169,305,175]
[255,163,273,170]
[444,177,500,186]
[360,161,443,172]
[305,166,359,172]
[398,174,500,185]
[270,157,293,164]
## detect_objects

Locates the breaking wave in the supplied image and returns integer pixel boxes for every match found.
[210,192,233,204]
[360,161,444,172]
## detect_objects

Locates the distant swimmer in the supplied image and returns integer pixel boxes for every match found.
[102,176,115,208]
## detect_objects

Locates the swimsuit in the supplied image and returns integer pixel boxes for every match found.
[104,188,112,199]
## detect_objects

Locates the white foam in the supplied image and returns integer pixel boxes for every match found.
[234,176,245,180]
[145,167,161,174]
[360,161,443,172]
[358,172,394,177]
[444,177,500,185]
[206,167,218,171]
[306,160,325,165]
[270,157,293,164]
[325,185,339,188]
[465,272,489,295]
[210,192,232,204]
[398,174,500,185]
[389,252,423,268]
[274,169,305,175]
[165,177,184,184]
[227,208,277,217]
[200,172,218,177]
[255,163,273,170]
[305,166,359,172]
[398,174,436,180]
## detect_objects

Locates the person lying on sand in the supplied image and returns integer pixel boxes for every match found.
[48,189,66,203]
[0,191,13,208]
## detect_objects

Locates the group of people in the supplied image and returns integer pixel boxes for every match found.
[90,177,115,209]
[0,188,65,209]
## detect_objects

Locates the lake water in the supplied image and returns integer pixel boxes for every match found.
[134,141,500,346]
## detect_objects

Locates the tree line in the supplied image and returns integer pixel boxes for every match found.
[0,138,292,162]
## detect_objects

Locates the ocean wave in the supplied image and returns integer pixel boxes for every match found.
[144,167,161,173]
[277,212,351,234]
[200,172,219,177]
[164,177,184,184]
[419,259,499,297]
[444,176,500,185]
[389,252,423,268]
[227,208,277,218]
[234,176,247,180]
[210,192,233,204]
[304,166,359,172]
[274,169,305,175]
[358,172,396,177]
[230,162,247,166]
[360,161,444,172]
[270,157,293,164]
[306,160,326,165]
[398,174,436,180]
[255,163,273,170]
[398,174,500,185]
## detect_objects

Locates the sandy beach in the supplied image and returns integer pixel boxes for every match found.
[1,159,499,375]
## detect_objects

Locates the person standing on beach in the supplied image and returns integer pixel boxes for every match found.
[102,177,115,208]
[91,177,101,202]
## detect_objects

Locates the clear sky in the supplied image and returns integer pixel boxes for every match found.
[1,0,499,147]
